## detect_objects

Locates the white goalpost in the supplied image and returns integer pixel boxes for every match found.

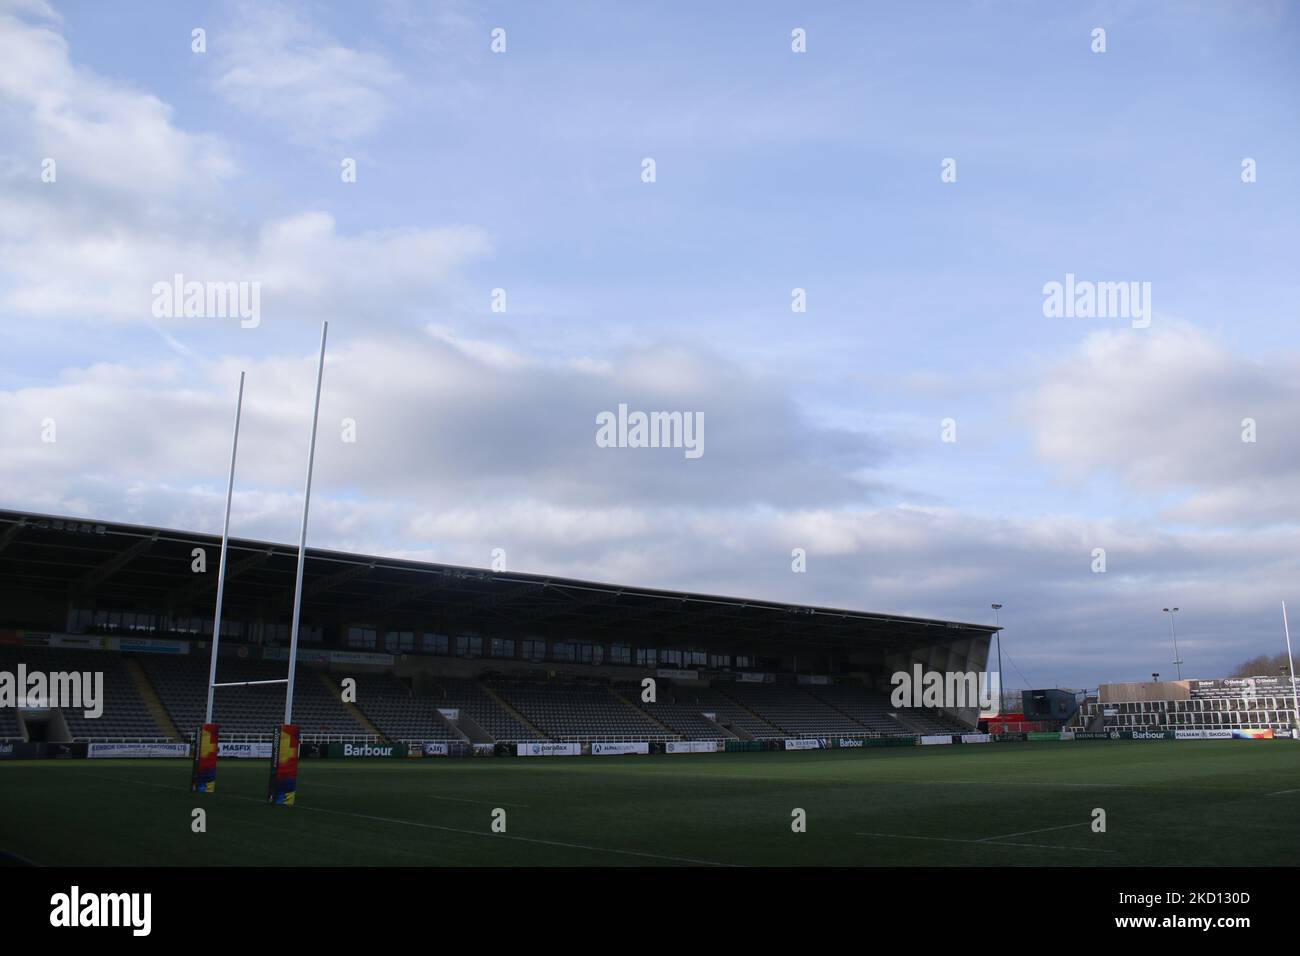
[191,322,329,804]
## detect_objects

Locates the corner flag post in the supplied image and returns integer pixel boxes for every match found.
[270,321,327,805]
[192,370,245,793]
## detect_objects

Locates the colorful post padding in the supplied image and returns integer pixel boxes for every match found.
[267,724,300,806]
[190,723,219,792]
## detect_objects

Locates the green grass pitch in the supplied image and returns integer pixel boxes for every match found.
[2,741,1297,866]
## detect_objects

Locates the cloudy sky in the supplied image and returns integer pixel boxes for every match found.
[1,0,1298,689]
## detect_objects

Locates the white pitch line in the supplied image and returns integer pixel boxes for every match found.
[853,831,1115,854]
[976,821,1090,842]
[83,771,739,867]
[1266,788,1300,796]
[292,803,743,867]
[307,780,532,807]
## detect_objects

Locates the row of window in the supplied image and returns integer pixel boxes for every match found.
[345,626,752,668]
[68,608,323,644]
[1101,697,1298,714]
[67,608,755,669]
[1106,712,1294,726]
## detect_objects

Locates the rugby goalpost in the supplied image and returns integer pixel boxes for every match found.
[191,321,328,805]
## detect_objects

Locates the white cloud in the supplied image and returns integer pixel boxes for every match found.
[1028,322,1300,527]
[212,1,401,146]
[0,196,490,323]
[0,7,234,195]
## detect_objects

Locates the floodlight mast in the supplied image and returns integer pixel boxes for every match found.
[1284,602,1299,736]
[284,321,328,725]
[205,371,245,725]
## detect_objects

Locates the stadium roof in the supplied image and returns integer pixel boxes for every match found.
[0,508,998,652]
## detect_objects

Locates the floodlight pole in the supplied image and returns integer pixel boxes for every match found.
[1284,601,1299,736]
[1163,607,1183,680]
[991,604,1003,712]
[284,321,327,725]
[205,371,245,725]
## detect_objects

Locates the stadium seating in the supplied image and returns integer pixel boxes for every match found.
[0,705,23,741]
[719,681,871,736]
[350,673,465,742]
[0,645,163,740]
[139,653,368,740]
[894,709,971,735]
[806,684,910,735]
[682,687,785,739]
[421,676,543,742]
[489,680,670,740]
[618,684,732,739]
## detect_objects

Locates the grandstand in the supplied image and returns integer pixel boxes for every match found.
[0,508,994,748]
[1073,698,1298,735]
[1072,678,1298,736]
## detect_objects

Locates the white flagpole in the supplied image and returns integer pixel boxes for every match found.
[205,371,245,725]
[284,322,327,725]
[1284,601,1299,737]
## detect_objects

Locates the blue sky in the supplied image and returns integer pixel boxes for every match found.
[1,0,1298,689]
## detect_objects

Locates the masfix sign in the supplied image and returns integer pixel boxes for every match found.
[518,742,581,757]
[591,742,649,755]
[218,741,273,758]
[327,742,408,758]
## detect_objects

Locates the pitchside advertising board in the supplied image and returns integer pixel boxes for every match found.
[833,736,916,748]
[518,742,581,756]
[325,742,409,758]
[783,738,828,750]
[665,740,719,754]
[1190,676,1296,698]
[89,742,191,758]
[591,742,649,755]
[0,742,87,759]
[1175,728,1274,740]
[218,741,273,758]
